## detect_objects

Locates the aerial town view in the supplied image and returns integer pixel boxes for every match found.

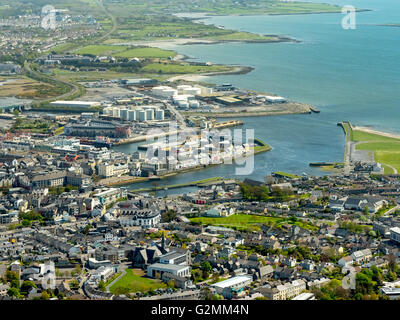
[1,0,400,311]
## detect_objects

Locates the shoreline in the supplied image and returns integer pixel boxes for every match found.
[105,141,270,187]
[352,125,400,140]
[176,8,371,19]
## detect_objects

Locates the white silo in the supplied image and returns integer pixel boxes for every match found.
[138,110,147,122]
[155,109,165,120]
[112,107,120,117]
[120,108,128,120]
[146,109,154,120]
[128,110,136,121]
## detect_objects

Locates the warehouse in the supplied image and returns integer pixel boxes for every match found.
[50,100,101,108]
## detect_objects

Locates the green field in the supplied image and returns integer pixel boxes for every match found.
[349,126,400,173]
[109,269,167,294]
[103,0,343,17]
[75,45,127,56]
[190,213,318,232]
[115,47,177,58]
[141,63,231,74]
[75,45,177,58]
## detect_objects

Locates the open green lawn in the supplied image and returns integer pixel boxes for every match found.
[75,45,177,58]
[141,63,231,74]
[114,47,177,58]
[109,269,166,294]
[354,133,400,173]
[190,214,318,232]
[74,45,127,56]
[352,130,400,143]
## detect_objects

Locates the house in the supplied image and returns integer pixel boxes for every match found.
[338,256,354,267]
[204,204,235,217]
[351,249,372,263]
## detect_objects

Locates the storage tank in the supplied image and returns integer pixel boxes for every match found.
[128,110,136,121]
[189,101,200,108]
[178,101,189,109]
[135,109,142,120]
[183,87,201,95]
[138,110,147,122]
[120,108,128,120]
[112,107,120,117]
[155,109,165,120]
[145,109,154,120]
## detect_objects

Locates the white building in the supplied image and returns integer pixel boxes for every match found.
[390,227,400,244]
[211,275,253,299]
[147,263,190,278]
[50,100,101,108]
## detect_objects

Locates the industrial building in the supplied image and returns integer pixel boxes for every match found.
[64,119,131,138]
[50,100,101,108]
[211,275,253,299]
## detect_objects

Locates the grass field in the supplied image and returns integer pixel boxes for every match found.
[75,45,127,56]
[141,63,231,74]
[109,269,167,294]
[115,47,177,58]
[351,129,400,173]
[190,213,318,232]
[0,77,63,99]
[75,45,177,58]
[51,68,170,82]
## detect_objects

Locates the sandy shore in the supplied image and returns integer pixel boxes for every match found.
[353,126,400,140]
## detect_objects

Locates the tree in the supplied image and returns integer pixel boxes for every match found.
[21,280,36,292]
[5,270,19,282]
[167,280,175,289]
[98,280,106,292]
[199,287,214,300]
[162,210,177,222]
[41,291,50,300]
[7,287,20,298]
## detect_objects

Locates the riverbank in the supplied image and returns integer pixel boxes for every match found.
[129,176,225,193]
[105,139,270,187]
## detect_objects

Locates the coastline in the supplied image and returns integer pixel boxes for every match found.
[105,141,271,187]
[352,125,400,140]
[182,102,312,118]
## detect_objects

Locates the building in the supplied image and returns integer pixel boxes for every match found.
[31,171,91,189]
[50,101,100,108]
[117,200,161,228]
[351,249,372,263]
[260,279,306,300]
[158,250,191,266]
[211,275,252,299]
[390,227,400,244]
[87,258,112,269]
[292,292,315,300]
[147,263,190,278]
[64,119,131,138]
